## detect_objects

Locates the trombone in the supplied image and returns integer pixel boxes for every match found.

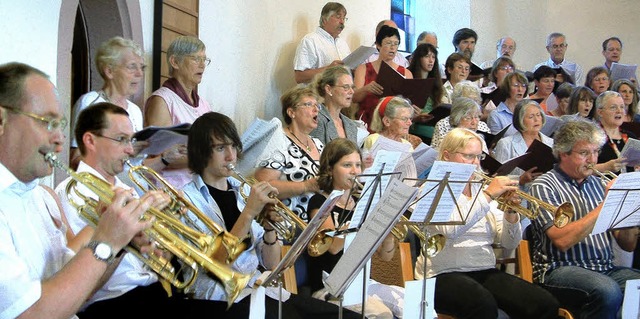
[45,153,250,305]
[474,171,574,228]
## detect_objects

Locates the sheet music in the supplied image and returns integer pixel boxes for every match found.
[351,150,402,226]
[367,134,412,159]
[403,279,437,319]
[239,118,285,176]
[340,233,371,306]
[139,130,188,155]
[342,46,378,69]
[620,138,640,167]
[545,93,558,112]
[397,152,417,182]
[323,179,419,298]
[411,161,476,223]
[261,190,342,286]
[412,143,438,176]
[621,279,640,319]
[611,62,638,82]
[249,286,266,319]
[592,172,640,234]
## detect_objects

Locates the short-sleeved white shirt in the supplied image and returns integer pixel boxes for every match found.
[293,27,351,71]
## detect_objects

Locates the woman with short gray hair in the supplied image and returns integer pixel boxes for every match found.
[430,97,490,149]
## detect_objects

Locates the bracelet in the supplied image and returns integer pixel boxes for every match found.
[161,156,170,166]
[263,236,278,246]
[483,190,496,201]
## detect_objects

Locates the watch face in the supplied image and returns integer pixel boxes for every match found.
[95,243,112,259]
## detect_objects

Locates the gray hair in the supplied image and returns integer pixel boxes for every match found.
[369,96,413,133]
[166,36,206,76]
[594,90,623,120]
[546,32,566,47]
[553,119,605,160]
[497,37,516,50]
[451,81,482,104]
[513,99,546,133]
[417,31,437,44]
[449,97,480,127]
[95,37,143,79]
[319,2,346,27]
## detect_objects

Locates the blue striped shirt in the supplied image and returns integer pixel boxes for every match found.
[529,165,613,283]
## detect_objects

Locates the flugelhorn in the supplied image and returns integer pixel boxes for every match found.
[126,162,246,263]
[45,153,250,305]
[587,164,618,187]
[396,215,446,257]
[474,171,574,228]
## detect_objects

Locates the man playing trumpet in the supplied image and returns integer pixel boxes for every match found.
[529,119,640,318]
[56,102,234,317]
[0,63,154,319]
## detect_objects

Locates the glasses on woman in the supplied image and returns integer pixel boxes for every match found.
[381,41,400,48]
[333,84,356,91]
[187,55,211,66]
[296,101,320,110]
[457,152,486,161]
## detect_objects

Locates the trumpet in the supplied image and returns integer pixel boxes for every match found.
[126,163,246,263]
[587,164,618,186]
[396,215,446,257]
[474,171,574,228]
[45,153,250,305]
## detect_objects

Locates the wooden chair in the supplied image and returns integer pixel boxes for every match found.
[280,245,298,294]
[370,242,414,287]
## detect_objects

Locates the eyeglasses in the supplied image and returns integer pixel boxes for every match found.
[296,101,320,110]
[572,149,600,158]
[604,104,626,112]
[511,83,527,88]
[122,63,146,73]
[461,114,480,121]
[94,133,137,146]
[393,116,412,122]
[333,84,356,91]
[455,65,470,72]
[593,76,609,82]
[187,55,211,66]
[381,41,400,48]
[3,106,67,132]
[550,43,567,49]
[332,14,348,22]
[498,66,514,71]
[456,152,486,161]
[500,44,515,51]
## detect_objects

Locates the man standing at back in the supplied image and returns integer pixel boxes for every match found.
[294,2,351,84]
[0,62,153,318]
[480,36,517,69]
[533,32,584,85]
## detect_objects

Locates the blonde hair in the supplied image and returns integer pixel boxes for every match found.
[437,128,484,160]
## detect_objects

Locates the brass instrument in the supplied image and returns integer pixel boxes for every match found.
[45,153,250,305]
[474,171,574,228]
[126,163,246,263]
[587,164,618,187]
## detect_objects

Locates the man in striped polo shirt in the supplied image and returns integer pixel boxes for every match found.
[529,119,640,318]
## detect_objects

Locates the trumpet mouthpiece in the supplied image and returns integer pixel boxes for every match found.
[226,163,236,171]
[44,152,57,164]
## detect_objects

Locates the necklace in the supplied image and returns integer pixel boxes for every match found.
[288,127,311,152]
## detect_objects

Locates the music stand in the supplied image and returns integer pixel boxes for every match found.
[259,191,342,319]
[591,172,640,235]
[323,177,419,319]
[401,169,484,319]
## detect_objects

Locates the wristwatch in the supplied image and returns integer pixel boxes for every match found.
[87,240,116,264]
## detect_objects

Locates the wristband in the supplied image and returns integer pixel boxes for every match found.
[263,236,278,246]
[161,156,170,166]
[264,228,275,233]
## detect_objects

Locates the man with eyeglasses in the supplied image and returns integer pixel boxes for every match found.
[601,37,638,85]
[54,102,236,318]
[479,37,517,70]
[0,62,160,318]
[533,32,584,85]
[529,119,640,318]
[294,2,351,84]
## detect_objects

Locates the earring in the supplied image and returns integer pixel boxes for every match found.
[329,92,333,97]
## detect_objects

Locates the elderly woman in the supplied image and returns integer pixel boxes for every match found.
[431,96,490,149]
[528,66,557,113]
[594,91,636,175]
[585,66,611,96]
[494,100,554,187]
[144,36,214,188]
[441,53,472,104]
[70,37,145,166]
[416,128,559,319]
[254,87,322,222]
[310,66,359,145]
[407,43,445,144]
[612,79,640,122]
[361,96,414,151]
[487,72,529,137]
[353,25,413,129]
[481,57,516,115]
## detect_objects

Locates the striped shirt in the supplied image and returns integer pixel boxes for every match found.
[529,165,614,283]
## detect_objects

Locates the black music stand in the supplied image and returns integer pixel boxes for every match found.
[401,171,483,319]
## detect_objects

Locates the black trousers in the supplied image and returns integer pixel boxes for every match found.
[78,282,360,319]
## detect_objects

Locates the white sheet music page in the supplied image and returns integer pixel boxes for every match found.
[139,130,188,155]
[367,134,412,159]
[611,62,638,82]
[410,161,476,223]
[351,150,402,227]
[239,118,284,176]
[323,178,419,298]
[620,137,640,167]
[403,279,437,319]
[621,279,640,319]
[342,45,378,69]
[412,143,438,176]
[592,172,640,234]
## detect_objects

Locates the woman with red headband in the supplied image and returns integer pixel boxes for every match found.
[362,96,415,151]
